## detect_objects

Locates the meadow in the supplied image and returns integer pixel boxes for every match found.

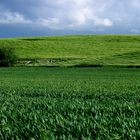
[0,67,140,140]
[0,35,140,66]
[0,35,140,139]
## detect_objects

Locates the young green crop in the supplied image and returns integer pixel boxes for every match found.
[0,67,140,139]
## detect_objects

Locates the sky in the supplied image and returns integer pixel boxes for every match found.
[0,0,140,37]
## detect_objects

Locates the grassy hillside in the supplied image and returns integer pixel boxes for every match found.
[0,35,140,66]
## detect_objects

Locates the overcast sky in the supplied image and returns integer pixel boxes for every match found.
[0,0,140,37]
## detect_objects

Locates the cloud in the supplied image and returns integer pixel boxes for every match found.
[37,18,60,29]
[93,17,113,26]
[0,0,114,29]
[37,0,114,29]
[130,29,140,34]
[0,0,140,36]
[0,11,31,24]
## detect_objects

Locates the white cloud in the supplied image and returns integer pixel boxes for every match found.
[130,0,140,8]
[0,0,114,29]
[1,0,140,33]
[0,11,31,24]
[37,18,60,29]
[94,17,113,26]
[32,0,114,29]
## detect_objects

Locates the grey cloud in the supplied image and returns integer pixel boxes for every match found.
[0,0,140,37]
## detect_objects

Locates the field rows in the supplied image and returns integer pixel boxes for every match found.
[0,67,140,139]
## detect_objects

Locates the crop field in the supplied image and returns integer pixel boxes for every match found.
[0,67,140,139]
[0,35,140,66]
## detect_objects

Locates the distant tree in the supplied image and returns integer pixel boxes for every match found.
[0,47,17,67]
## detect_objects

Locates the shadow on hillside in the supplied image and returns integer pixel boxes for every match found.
[73,64,104,68]
[20,38,46,41]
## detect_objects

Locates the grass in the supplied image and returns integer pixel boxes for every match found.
[0,67,140,139]
[0,35,140,66]
[0,35,140,139]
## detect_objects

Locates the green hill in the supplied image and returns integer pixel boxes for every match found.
[0,35,140,66]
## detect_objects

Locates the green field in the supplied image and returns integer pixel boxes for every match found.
[0,35,140,139]
[0,67,140,139]
[0,35,140,66]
